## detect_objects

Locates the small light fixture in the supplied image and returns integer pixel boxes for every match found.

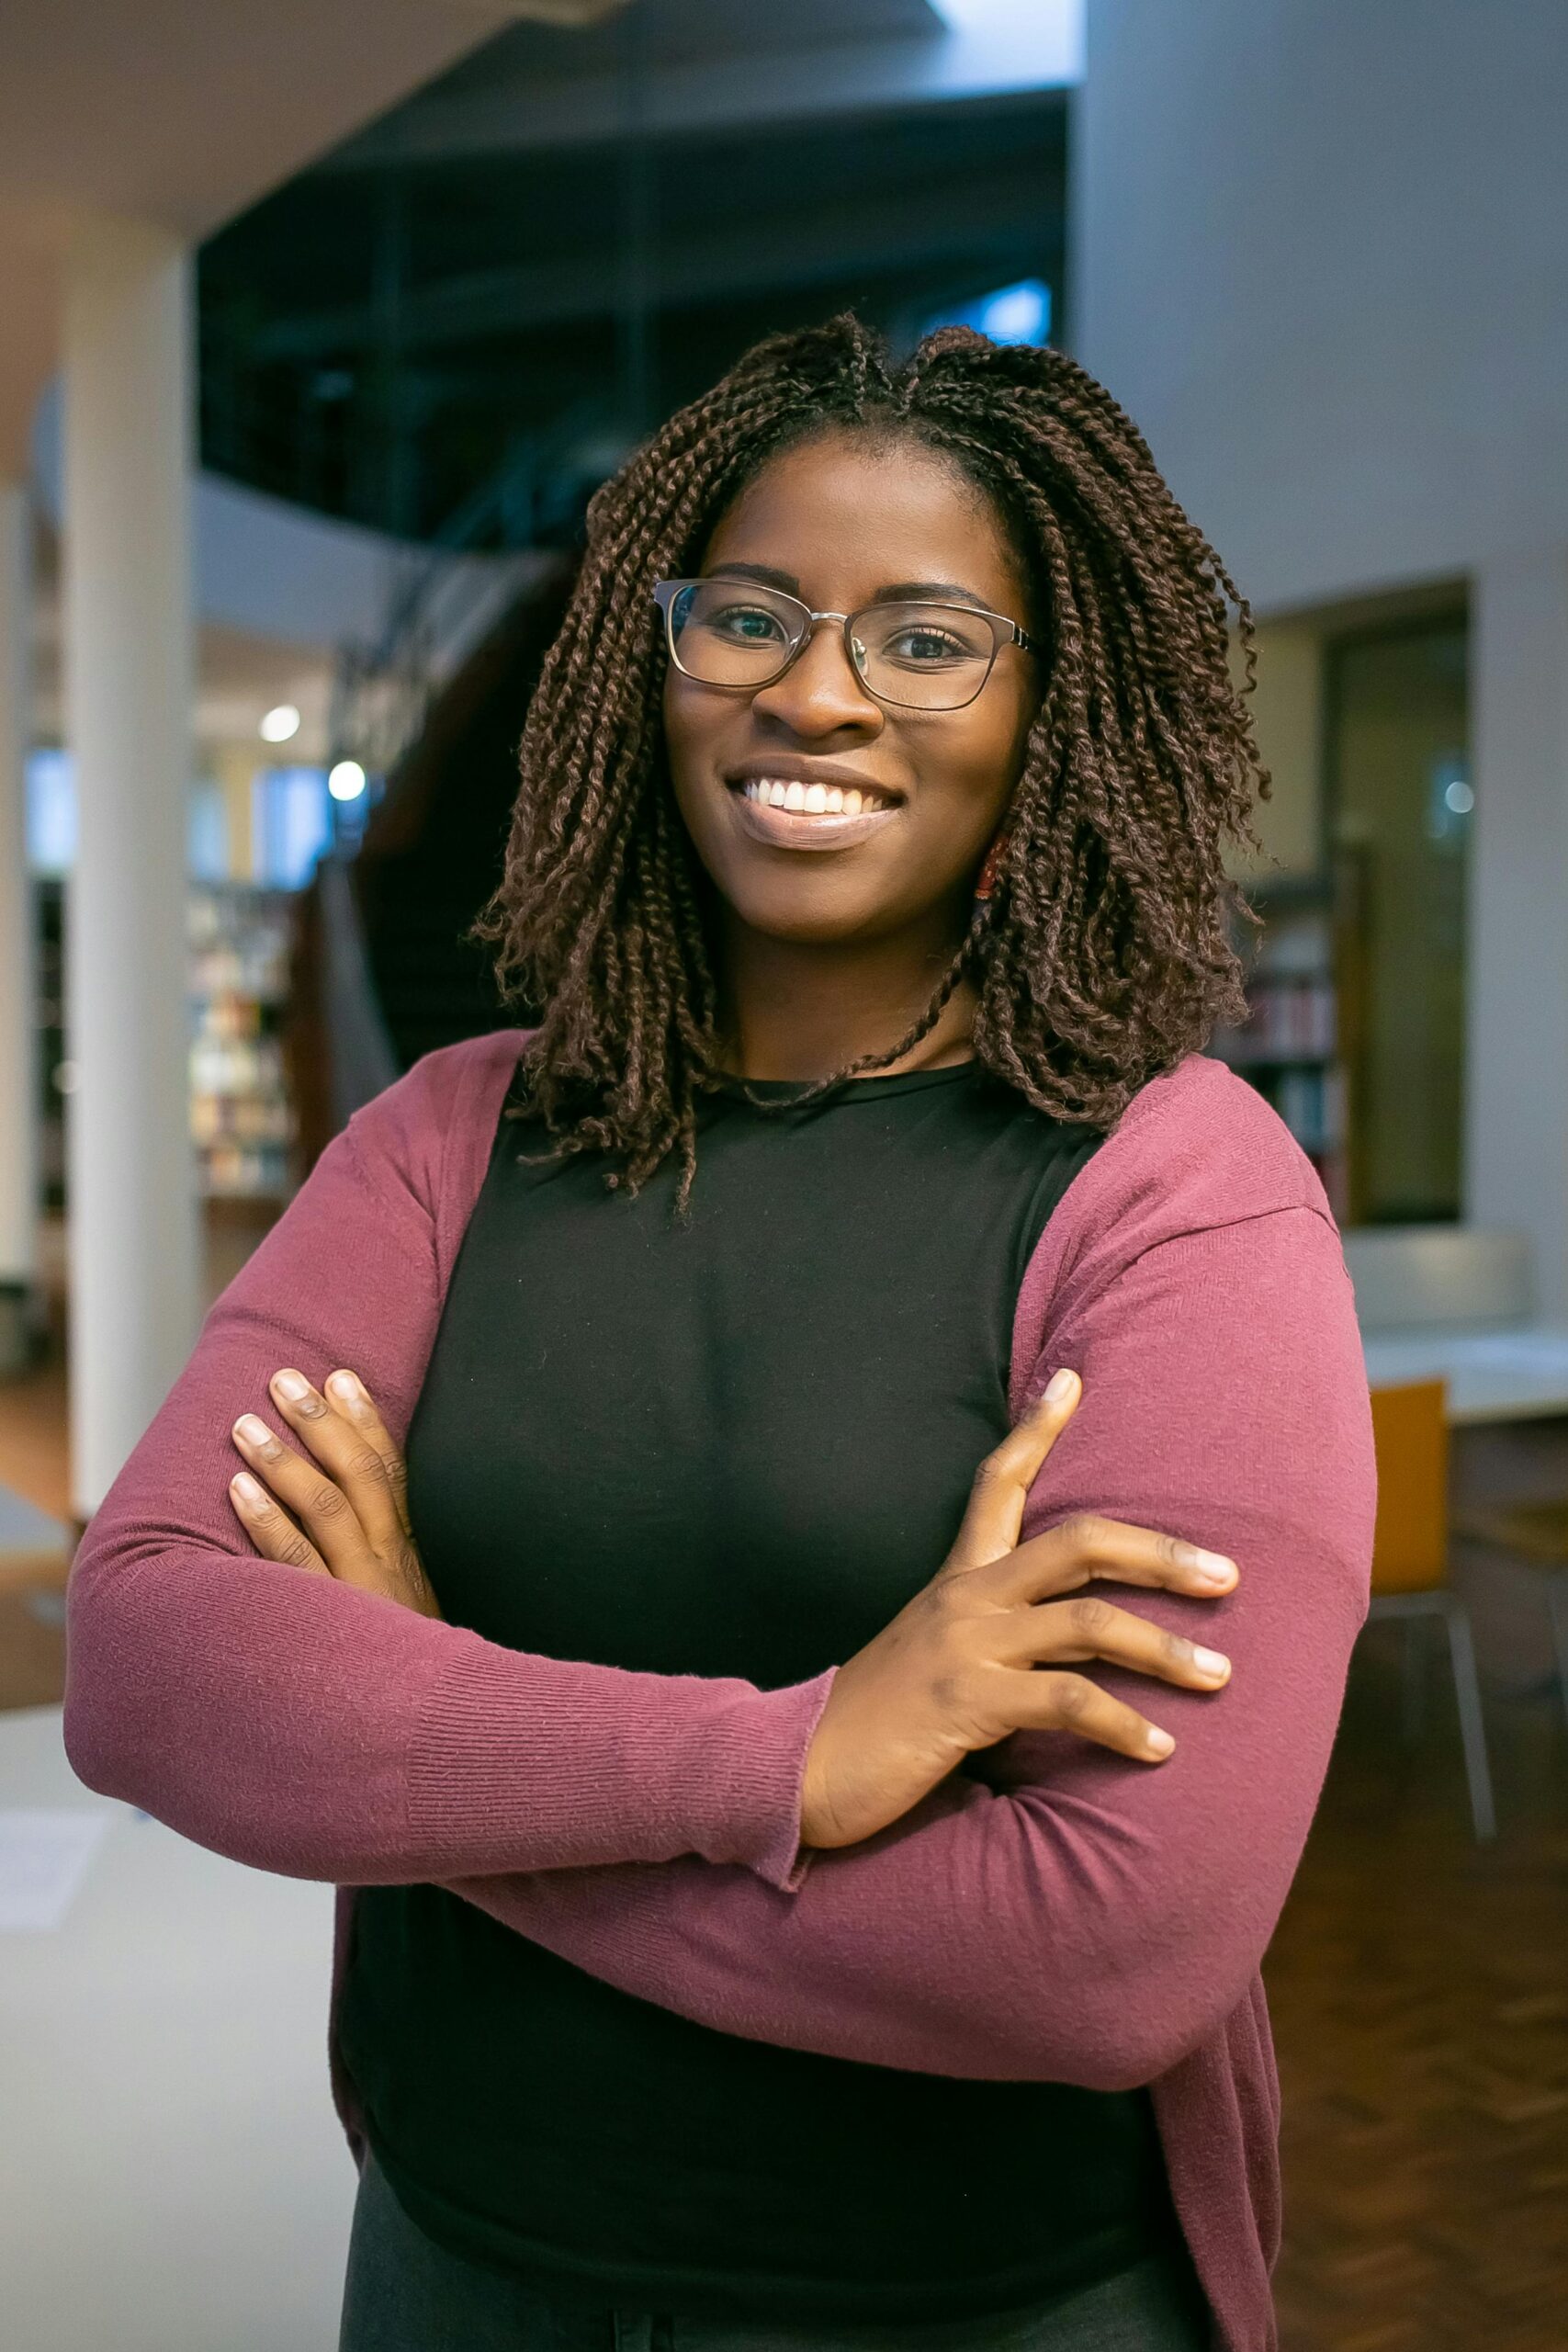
[328,759,367,802]
[260,703,301,744]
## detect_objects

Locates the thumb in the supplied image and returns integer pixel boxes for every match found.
[945,1368,1081,1571]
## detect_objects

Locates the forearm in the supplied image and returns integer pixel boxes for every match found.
[68,1533,832,1885]
[64,1062,830,1892]
[446,1580,1348,2096]
[446,1780,1159,2088]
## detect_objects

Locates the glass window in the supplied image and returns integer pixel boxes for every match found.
[251,764,333,889]
[1326,616,1470,1224]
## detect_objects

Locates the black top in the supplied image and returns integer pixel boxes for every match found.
[339,1060,1187,2324]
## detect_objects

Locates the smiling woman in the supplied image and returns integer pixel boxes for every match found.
[658,435,1042,978]
[475,314,1263,1200]
[64,314,1374,2352]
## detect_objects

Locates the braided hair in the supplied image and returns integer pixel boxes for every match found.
[475,312,1267,1206]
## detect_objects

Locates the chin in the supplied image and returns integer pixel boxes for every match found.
[720,869,891,944]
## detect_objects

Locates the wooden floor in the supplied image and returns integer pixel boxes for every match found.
[2,1244,1565,2346]
[1269,1630,1568,2351]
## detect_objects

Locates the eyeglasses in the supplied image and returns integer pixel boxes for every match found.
[652,578,1040,713]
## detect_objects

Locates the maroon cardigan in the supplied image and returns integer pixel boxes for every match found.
[64,1032,1374,2351]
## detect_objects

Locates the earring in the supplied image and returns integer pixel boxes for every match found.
[974,829,1011,905]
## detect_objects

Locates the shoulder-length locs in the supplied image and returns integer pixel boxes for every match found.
[475,313,1268,1201]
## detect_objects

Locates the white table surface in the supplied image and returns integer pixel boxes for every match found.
[1361,1322,1568,1423]
[0,1705,354,2352]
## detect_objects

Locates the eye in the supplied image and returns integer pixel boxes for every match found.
[704,600,790,644]
[887,625,969,664]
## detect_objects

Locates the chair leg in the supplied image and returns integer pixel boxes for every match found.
[1401,1613,1427,1742]
[1445,1602,1496,1843]
[1547,1572,1568,1733]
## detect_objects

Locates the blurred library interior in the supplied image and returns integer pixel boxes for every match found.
[2,5,1567,2350]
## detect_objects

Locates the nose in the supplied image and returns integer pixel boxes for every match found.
[749,616,883,741]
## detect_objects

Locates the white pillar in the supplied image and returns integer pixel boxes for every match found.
[0,481,36,1371]
[62,219,199,1517]
[1466,548,1568,1318]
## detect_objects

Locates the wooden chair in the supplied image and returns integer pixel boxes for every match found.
[1366,1381,1496,1841]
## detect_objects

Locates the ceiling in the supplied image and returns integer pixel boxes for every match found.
[2,0,1068,752]
[198,4,1068,543]
[0,0,541,472]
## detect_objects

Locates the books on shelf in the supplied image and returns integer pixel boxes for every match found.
[188,886,296,1201]
[1213,974,1337,1063]
[1212,887,1348,1216]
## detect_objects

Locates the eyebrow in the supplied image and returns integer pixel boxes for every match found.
[704,563,995,613]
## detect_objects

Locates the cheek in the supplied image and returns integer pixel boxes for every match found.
[919,703,1033,843]
[661,674,696,778]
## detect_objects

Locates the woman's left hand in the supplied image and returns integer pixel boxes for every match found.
[228,1368,442,1620]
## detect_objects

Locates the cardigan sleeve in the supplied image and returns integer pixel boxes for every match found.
[62,1050,832,1894]
[439,1190,1374,2093]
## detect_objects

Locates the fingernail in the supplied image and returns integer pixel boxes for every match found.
[234,1414,272,1447]
[1145,1728,1176,1758]
[1043,1367,1079,1404]
[272,1370,310,1403]
[327,1370,363,1408]
[1190,1646,1230,1679]
[1187,1547,1236,1584]
[231,1472,265,1509]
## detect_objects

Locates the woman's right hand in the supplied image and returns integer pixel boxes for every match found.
[798,1370,1239,1849]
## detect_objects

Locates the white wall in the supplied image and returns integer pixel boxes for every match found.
[1467,551,1568,1312]
[1075,0,1568,613]
[1076,0,1568,1309]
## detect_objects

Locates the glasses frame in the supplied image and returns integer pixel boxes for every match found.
[651,577,1041,713]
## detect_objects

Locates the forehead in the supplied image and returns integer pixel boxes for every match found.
[701,429,1027,614]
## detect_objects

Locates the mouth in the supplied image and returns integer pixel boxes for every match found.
[724,766,905,853]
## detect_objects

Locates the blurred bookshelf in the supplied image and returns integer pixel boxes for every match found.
[188,885,296,1202]
[1213,872,1348,1219]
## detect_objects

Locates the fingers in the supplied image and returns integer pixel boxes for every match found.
[944,1369,1082,1572]
[230,1382,395,1586]
[998,1592,1231,1694]
[999,1667,1180,1764]
[322,1370,412,1538]
[981,1512,1238,1611]
[227,1469,328,1577]
[264,1370,409,1555]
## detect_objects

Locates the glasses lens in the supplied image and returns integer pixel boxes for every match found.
[853,603,997,709]
[668,581,802,686]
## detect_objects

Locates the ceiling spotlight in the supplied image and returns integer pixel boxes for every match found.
[260,703,301,743]
[328,760,367,802]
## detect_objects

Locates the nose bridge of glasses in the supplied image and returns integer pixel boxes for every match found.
[767,603,874,699]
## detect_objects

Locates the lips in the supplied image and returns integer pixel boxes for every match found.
[724,766,905,854]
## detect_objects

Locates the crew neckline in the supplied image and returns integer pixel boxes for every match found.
[715,1060,979,1104]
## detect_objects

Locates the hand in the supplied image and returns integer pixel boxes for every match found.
[799,1371,1239,1849]
[228,1369,442,1620]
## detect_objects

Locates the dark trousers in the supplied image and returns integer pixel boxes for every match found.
[339,2154,1212,2352]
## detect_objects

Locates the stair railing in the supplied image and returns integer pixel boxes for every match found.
[329,397,619,781]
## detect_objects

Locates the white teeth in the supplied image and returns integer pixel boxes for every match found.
[738,778,892,817]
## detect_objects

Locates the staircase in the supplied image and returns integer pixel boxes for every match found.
[289,549,579,1166]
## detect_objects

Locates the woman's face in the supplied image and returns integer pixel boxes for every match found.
[663,429,1040,949]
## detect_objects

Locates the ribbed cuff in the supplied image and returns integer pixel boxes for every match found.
[403,1634,836,1887]
[682,1668,838,1892]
